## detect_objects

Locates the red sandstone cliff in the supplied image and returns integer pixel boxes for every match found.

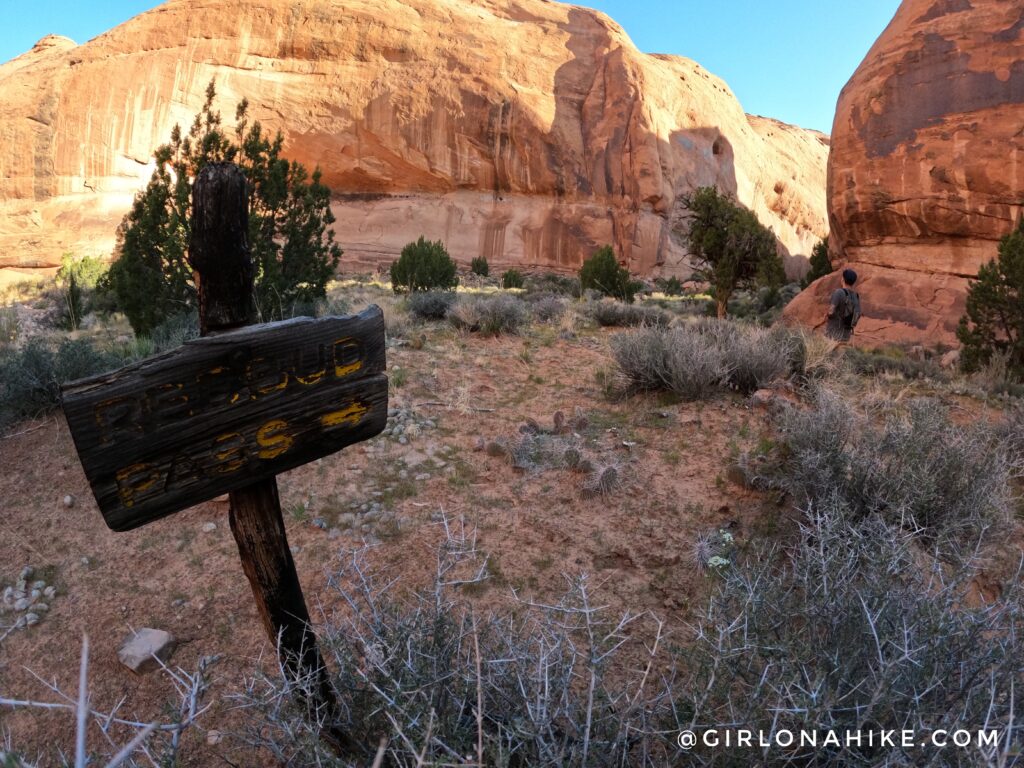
[0,0,828,281]
[785,0,1024,346]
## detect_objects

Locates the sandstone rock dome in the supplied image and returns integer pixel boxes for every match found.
[0,0,827,280]
[784,0,1024,346]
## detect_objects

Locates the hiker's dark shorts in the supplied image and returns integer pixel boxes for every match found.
[825,317,853,342]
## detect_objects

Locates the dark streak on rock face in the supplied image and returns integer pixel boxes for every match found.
[994,8,1024,42]
[914,0,972,24]
[854,33,1024,158]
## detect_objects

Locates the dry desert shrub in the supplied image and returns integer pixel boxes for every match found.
[718,324,801,393]
[449,294,531,336]
[406,290,456,321]
[792,327,838,379]
[523,292,568,323]
[0,338,121,429]
[744,388,1019,557]
[587,300,670,328]
[611,320,801,400]
[231,516,679,767]
[0,637,216,767]
[229,506,1024,766]
[680,504,1024,767]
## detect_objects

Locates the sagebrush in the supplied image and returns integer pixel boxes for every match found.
[589,300,669,328]
[449,294,530,335]
[407,291,456,321]
[611,320,799,399]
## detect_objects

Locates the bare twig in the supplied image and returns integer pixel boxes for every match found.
[1,635,216,766]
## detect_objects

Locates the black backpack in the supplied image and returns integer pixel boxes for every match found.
[837,288,859,327]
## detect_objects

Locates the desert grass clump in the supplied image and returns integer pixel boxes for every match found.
[449,294,530,335]
[406,290,457,321]
[750,388,1018,554]
[843,346,946,381]
[588,300,670,328]
[233,517,679,767]
[790,327,838,380]
[0,305,18,350]
[148,310,200,349]
[680,505,1024,767]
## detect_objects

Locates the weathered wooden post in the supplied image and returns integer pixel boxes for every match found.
[61,162,388,754]
[189,163,346,750]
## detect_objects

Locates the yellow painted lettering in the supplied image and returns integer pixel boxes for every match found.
[320,401,368,429]
[293,345,327,385]
[295,368,326,385]
[197,365,234,407]
[115,462,163,508]
[333,338,363,378]
[246,356,289,396]
[256,419,294,460]
[211,432,246,474]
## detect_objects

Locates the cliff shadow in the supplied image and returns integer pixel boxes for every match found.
[538,8,790,277]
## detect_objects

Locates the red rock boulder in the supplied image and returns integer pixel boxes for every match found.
[785,0,1024,347]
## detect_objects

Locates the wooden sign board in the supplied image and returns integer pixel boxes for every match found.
[62,307,387,532]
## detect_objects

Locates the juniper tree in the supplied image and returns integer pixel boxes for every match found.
[957,218,1024,379]
[801,236,832,289]
[106,80,341,335]
[579,246,640,303]
[678,187,784,318]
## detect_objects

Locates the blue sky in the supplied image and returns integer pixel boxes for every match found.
[1,0,900,134]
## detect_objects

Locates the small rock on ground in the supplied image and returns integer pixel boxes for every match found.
[118,628,177,674]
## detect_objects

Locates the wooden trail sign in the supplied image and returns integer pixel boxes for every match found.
[62,311,387,531]
[61,162,380,754]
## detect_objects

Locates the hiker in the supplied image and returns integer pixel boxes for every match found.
[825,268,861,342]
